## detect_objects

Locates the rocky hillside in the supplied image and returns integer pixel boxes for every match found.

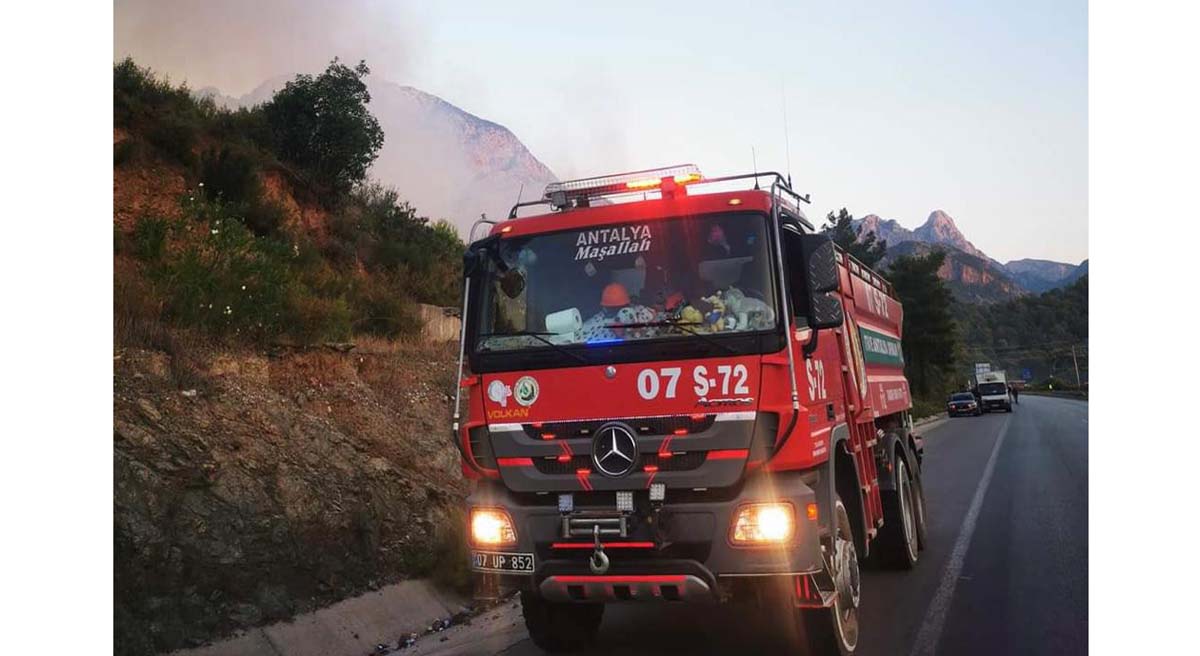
[114,60,473,656]
[206,77,558,238]
[115,340,468,655]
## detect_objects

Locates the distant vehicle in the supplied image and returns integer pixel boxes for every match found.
[947,392,981,417]
[975,370,1012,413]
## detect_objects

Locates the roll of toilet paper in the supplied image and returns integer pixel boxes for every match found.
[545,307,582,335]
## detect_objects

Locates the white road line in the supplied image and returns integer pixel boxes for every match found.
[909,414,1012,656]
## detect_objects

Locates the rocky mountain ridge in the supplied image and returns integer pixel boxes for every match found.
[854,210,1086,300]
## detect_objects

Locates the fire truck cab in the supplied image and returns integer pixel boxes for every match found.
[453,165,928,654]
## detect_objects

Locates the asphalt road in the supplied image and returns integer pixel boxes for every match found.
[413,395,1088,656]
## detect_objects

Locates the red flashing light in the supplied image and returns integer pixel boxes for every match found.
[689,413,707,420]
[497,457,533,467]
[672,428,688,436]
[643,464,659,473]
[541,432,557,440]
[557,454,572,463]
[707,449,749,461]
[576,468,592,476]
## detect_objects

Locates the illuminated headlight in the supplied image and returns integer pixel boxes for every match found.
[616,491,634,512]
[730,502,795,545]
[649,483,666,502]
[470,508,517,547]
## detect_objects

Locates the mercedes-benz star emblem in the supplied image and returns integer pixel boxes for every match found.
[591,424,639,477]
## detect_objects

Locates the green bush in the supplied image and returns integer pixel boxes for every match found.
[263,59,384,196]
[131,217,168,262]
[286,293,352,344]
[200,147,259,205]
[911,397,945,420]
[151,199,291,341]
[147,115,198,167]
[350,276,420,339]
[114,139,141,167]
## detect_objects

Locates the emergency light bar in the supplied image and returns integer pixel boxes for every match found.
[543,164,703,210]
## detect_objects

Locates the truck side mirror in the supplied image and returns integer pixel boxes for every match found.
[808,291,844,329]
[784,232,843,330]
[799,234,839,293]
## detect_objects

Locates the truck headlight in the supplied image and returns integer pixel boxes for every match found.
[730,502,795,545]
[470,508,517,547]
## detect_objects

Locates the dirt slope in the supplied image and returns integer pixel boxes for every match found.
[114,340,467,654]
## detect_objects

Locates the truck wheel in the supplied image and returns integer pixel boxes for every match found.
[520,591,604,653]
[913,472,929,551]
[875,457,920,569]
[799,496,860,655]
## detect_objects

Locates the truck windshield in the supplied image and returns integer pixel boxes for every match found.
[476,212,778,352]
[979,383,1007,396]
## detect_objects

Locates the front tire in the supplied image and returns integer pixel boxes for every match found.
[798,496,861,655]
[875,457,920,569]
[520,591,604,653]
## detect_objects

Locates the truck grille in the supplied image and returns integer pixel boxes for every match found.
[532,451,706,475]
[524,414,716,440]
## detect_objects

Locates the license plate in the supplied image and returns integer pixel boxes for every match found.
[471,550,535,574]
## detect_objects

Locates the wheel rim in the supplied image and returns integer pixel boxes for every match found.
[897,460,918,562]
[831,499,860,651]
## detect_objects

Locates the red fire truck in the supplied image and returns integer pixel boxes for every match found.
[452,165,927,654]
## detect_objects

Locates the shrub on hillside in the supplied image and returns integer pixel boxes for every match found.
[286,293,353,344]
[263,59,384,196]
[114,58,214,167]
[131,217,168,263]
[150,199,291,340]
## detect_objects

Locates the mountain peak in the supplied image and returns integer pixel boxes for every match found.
[913,210,988,259]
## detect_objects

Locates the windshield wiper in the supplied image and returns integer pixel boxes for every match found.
[477,330,589,364]
[601,321,739,355]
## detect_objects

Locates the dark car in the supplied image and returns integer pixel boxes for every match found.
[947,392,981,417]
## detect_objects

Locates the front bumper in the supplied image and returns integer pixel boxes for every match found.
[467,471,825,601]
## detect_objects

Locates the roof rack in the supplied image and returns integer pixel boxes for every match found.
[508,165,813,228]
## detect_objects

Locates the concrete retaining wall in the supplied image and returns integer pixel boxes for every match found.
[418,304,461,343]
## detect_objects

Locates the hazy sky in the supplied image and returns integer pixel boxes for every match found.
[115,0,1087,264]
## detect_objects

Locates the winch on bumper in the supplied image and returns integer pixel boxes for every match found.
[467,471,825,603]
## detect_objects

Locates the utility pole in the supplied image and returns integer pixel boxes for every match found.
[1072,344,1082,388]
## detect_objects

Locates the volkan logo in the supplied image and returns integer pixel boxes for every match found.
[487,380,512,407]
[514,376,540,407]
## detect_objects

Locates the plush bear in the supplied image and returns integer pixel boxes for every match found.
[722,286,776,329]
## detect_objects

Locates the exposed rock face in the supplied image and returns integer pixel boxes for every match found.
[912,210,992,262]
[880,241,1023,304]
[114,342,468,655]
[207,78,558,237]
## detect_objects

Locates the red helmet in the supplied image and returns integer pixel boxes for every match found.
[601,282,631,307]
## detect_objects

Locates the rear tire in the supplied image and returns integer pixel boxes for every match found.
[798,496,861,655]
[874,457,920,569]
[520,591,604,653]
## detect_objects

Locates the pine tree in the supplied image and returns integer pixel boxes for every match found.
[888,250,960,398]
[822,208,887,268]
